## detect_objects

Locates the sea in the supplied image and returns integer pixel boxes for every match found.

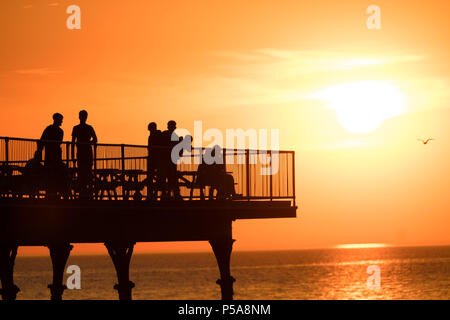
[12,245,450,300]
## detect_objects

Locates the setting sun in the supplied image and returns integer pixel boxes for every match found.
[0,0,449,302]
[335,243,389,249]
[312,81,406,134]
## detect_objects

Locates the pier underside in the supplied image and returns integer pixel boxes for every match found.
[0,200,296,300]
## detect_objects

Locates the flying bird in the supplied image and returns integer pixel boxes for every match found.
[417,138,434,145]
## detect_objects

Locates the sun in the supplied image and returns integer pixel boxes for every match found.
[312,81,406,134]
[335,243,389,249]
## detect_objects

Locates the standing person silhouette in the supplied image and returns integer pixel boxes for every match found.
[37,113,65,197]
[147,122,162,200]
[161,120,183,200]
[37,113,64,167]
[71,110,97,198]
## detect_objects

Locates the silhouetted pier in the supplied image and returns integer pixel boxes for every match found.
[0,136,297,300]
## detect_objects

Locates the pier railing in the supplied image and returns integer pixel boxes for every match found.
[0,136,295,205]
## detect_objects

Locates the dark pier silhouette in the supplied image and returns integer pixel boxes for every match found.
[0,136,297,300]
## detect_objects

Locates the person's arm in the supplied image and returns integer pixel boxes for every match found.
[148,135,152,156]
[91,127,98,162]
[36,127,48,160]
[71,127,76,162]
[91,127,98,144]
[178,136,184,158]
[71,136,76,162]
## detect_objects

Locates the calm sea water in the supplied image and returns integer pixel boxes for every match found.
[13,246,450,300]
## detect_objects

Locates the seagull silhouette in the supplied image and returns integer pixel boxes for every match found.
[417,138,434,145]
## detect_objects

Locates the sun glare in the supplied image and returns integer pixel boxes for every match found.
[312,81,406,134]
[335,243,389,249]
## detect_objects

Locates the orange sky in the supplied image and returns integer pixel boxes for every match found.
[1,0,449,255]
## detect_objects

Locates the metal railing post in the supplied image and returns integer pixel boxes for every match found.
[223,147,227,167]
[65,142,70,166]
[93,143,97,172]
[245,149,250,198]
[269,150,273,201]
[121,144,125,174]
[286,153,289,197]
[292,151,295,207]
[121,144,126,200]
[5,138,9,166]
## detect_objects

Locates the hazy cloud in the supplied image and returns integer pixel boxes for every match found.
[192,49,432,108]
[14,68,62,76]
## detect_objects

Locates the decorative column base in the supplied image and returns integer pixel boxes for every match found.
[0,245,20,300]
[47,243,73,301]
[105,242,135,300]
[209,238,235,300]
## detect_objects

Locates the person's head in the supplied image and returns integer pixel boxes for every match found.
[167,120,176,131]
[184,135,193,144]
[148,122,157,133]
[211,145,222,157]
[79,110,88,123]
[53,113,63,126]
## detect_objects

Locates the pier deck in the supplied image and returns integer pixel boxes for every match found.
[0,136,297,300]
[0,199,296,244]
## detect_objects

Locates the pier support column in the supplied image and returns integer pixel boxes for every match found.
[47,243,73,301]
[209,238,236,300]
[105,242,135,300]
[0,245,20,300]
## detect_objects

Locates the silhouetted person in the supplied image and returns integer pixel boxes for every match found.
[161,120,182,200]
[23,151,44,198]
[197,145,237,200]
[37,113,65,197]
[147,122,162,200]
[37,113,64,167]
[25,151,44,174]
[71,110,97,198]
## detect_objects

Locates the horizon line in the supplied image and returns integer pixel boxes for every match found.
[16,243,450,257]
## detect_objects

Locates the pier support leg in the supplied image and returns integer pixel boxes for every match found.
[209,238,235,300]
[0,245,20,300]
[105,242,135,300]
[47,243,73,301]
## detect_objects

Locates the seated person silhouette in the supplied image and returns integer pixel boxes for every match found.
[23,151,44,197]
[196,145,238,200]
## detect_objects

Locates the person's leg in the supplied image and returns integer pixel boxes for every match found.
[77,161,87,198]
[225,174,236,198]
[169,164,182,199]
[45,162,57,199]
[77,157,93,199]
[213,175,226,200]
[208,185,215,200]
[159,165,169,200]
[148,166,157,200]
[84,158,94,198]
[147,159,154,200]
